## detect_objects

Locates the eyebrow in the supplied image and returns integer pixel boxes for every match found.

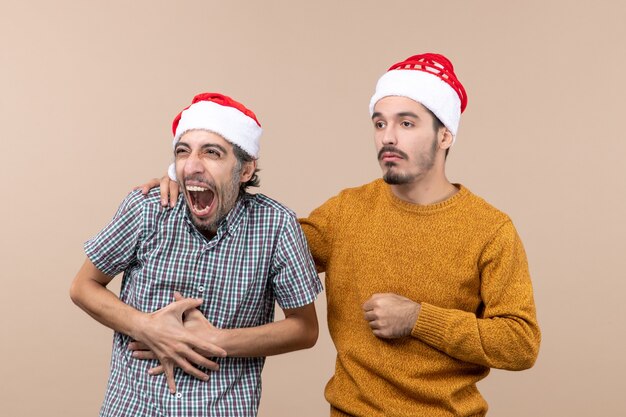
[397,111,419,119]
[175,142,229,154]
[201,143,228,154]
[371,111,420,120]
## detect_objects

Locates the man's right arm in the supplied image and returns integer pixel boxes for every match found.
[70,258,143,337]
[298,194,344,273]
[70,259,226,393]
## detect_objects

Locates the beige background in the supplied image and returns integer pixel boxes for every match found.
[1,1,625,416]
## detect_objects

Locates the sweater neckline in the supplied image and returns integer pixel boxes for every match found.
[381,180,468,214]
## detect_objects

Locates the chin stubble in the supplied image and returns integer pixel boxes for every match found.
[381,137,438,185]
[189,164,242,234]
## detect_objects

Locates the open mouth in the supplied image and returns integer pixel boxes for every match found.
[186,185,215,217]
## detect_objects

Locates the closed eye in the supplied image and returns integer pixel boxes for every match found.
[204,148,222,159]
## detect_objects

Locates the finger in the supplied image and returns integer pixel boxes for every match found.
[128,341,150,351]
[372,329,390,339]
[368,320,381,330]
[172,291,190,319]
[363,294,387,311]
[134,179,160,195]
[172,292,191,319]
[363,311,377,322]
[185,307,209,321]
[180,364,210,381]
[163,362,177,394]
[186,349,220,372]
[132,350,157,360]
[148,364,164,376]
[189,335,227,358]
[171,298,204,315]
[362,299,375,311]
[160,175,170,207]
[172,354,210,381]
[169,181,180,208]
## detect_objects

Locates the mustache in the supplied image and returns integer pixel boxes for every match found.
[378,146,408,161]
[183,175,215,189]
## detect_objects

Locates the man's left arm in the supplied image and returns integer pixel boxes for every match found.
[187,298,319,357]
[364,221,541,371]
[216,215,323,355]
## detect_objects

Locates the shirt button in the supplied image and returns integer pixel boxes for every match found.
[198,286,205,293]
[175,392,182,399]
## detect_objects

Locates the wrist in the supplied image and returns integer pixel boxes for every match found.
[196,327,227,357]
[128,311,150,341]
[207,327,225,346]
[405,302,421,337]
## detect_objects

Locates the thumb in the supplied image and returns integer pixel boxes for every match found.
[173,291,192,320]
[171,297,203,314]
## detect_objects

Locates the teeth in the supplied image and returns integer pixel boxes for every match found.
[193,203,211,215]
[186,185,208,192]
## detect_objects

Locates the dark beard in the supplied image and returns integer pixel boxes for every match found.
[383,163,413,185]
[189,209,226,235]
[187,163,243,237]
[381,137,438,185]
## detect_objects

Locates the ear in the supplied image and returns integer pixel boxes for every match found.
[239,160,256,183]
[439,128,454,151]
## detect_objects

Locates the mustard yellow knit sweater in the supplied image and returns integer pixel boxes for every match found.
[300,180,540,417]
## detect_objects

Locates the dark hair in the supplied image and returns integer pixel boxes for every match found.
[424,107,450,159]
[232,143,260,193]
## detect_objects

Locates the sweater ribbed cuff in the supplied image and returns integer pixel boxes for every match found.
[411,302,453,347]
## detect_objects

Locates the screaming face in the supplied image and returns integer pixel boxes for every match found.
[175,130,251,238]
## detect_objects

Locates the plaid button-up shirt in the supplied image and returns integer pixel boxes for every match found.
[85,189,322,417]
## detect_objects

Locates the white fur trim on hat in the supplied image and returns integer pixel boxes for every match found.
[173,100,262,158]
[167,162,177,182]
[168,100,262,181]
[369,70,461,140]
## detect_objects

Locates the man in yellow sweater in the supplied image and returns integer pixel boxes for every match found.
[139,53,540,416]
[299,53,540,416]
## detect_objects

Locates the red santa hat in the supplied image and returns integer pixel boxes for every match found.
[369,53,468,142]
[172,92,262,156]
[168,92,262,181]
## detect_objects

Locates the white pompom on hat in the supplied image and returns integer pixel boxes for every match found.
[369,53,468,141]
[168,92,262,181]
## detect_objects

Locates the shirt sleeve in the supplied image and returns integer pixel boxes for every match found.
[412,220,541,371]
[84,191,146,277]
[271,215,323,310]
[298,194,342,273]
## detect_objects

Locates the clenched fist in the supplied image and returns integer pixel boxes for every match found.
[362,293,421,339]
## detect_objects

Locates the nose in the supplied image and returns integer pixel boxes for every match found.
[381,124,397,145]
[183,151,204,177]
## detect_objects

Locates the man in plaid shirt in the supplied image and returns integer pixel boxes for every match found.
[70,93,323,417]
